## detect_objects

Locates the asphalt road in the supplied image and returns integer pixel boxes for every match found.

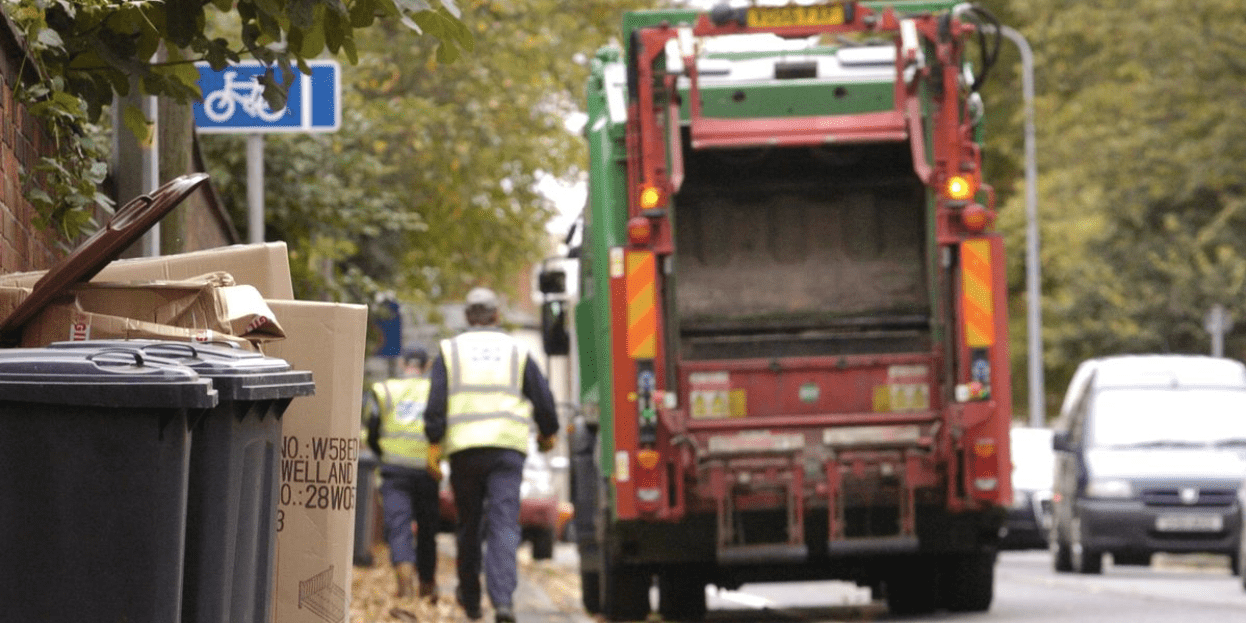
[518,545,1246,623]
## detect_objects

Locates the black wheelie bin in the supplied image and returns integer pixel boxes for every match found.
[47,339,315,623]
[0,345,218,623]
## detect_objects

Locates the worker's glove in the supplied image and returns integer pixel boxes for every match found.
[427,443,443,481]
[537,434,556,453]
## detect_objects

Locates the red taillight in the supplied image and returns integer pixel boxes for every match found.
[627,216,652,246]
[961,203,990,232]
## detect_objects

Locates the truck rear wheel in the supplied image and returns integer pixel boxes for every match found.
[939,552,995,612]
[884,559,937,616]
[601,562,651,621]
[658,567,707,621]
[581,571,601,614]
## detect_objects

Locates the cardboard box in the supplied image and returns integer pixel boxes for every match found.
[68,276,285,340]
[263,300,367,623]
[2,274,284,348]
[0,242,295,300]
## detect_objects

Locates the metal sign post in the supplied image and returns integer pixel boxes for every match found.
[194,60,341,243]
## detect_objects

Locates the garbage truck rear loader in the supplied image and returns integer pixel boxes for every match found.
[564,2,1013,618]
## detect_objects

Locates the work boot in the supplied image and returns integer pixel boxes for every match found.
[456,586,483,621]
[394,563,416,599]
[418,580,438,603]
[494,605,516,623]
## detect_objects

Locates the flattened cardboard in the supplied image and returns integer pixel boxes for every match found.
[262,300,367,623]
[0,275,280,349]
[0,242,295,300]
[23,302,255,350]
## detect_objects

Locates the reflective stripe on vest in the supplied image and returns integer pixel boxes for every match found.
[441,331,532,455]
[375,377,431,468]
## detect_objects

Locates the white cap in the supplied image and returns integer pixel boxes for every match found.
[465,286,499,310]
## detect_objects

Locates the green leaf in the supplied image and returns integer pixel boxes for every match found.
[35,28,64,49]
[122,104,154,147]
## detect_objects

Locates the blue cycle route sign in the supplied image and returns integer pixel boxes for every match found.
[193,60,340,134]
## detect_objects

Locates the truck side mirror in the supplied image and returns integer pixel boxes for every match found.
[542,300,570,355]
[538,269,566,295]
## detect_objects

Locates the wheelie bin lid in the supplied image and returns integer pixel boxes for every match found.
[46,339,315,402]
[0,173,210,345]
[0,346,218,409]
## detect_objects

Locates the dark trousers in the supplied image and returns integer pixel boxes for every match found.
[449,447,525,610]
[379,464,441,583]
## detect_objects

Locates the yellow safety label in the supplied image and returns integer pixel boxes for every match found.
[960,239,994,347]
[626,251,657,359]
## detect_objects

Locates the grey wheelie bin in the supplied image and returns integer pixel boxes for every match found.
[48,339,315,623]
[0,345,218,623]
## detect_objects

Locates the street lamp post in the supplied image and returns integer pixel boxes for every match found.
[982,25,1042,426]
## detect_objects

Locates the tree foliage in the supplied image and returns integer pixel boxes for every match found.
[993,0,1246,415]
[200,0,647,306]
[2,0,468,238]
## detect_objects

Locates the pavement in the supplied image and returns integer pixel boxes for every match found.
[350,534,593,623]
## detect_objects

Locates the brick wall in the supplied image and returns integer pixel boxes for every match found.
[0,13,65,274]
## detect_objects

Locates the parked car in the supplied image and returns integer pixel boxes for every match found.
[438,437,562,559]
[1002,426,1054,550]
[1050,354,1246,574]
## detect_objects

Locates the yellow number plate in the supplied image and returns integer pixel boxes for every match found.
[747,3,847,28]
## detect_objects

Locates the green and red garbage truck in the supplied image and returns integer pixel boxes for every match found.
[542,2,1014,618]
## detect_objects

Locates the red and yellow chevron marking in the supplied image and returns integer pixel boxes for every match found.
[960,239,994,347]
[626,250,657,359]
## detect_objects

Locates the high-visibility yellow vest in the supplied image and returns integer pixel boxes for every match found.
[440,331,533,456]
[373,377,432,468]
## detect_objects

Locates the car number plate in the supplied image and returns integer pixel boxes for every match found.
[1155,513,1222,532]
[747,3,847,28]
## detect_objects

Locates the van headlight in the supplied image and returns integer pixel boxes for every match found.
[1085,478,1133,499]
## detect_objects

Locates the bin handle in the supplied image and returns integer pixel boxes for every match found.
[86,347,145,368]
[140,343,199,361]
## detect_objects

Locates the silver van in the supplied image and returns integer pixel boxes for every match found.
[1050,354,1246,574]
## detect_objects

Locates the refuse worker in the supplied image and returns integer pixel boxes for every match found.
[423,287,559,623]
[365,347,441,602]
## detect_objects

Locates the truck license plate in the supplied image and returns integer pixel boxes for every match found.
[747,3,847,28]
[1155,513,1222,532]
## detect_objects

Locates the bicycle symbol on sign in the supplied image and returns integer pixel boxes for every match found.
[202,70,288,123]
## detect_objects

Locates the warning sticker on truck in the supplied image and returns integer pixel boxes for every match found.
[690,371,740,418]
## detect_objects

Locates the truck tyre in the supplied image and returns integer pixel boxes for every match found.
[601,562,651,622]
[658,567,707,621]
[531,527,556,560]
[1051,521,1073,572]
[940,552,995,612]
[581,571,601,614]
[884,560,938,616]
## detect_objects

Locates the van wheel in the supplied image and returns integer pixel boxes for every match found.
[1111,552,1150,566]
[1051,523,1073,572]
[1072,518,1103,574]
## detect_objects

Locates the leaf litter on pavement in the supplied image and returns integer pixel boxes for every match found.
[350,536,585,623]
